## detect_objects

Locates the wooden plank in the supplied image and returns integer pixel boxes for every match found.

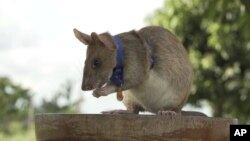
[35,114,238,141]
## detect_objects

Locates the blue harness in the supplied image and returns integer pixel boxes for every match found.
[110,35,154,86]
[110,35,124,86]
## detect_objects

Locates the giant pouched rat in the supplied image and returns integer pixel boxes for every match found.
[73,26,195,115]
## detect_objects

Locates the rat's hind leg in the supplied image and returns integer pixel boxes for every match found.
[157,106,179,116]
[157,110,177,116]
[102,91,144,114]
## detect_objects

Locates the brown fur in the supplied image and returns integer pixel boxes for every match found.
[74,26,193,114]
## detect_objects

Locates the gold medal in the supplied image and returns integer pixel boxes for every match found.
[116,87,123,101]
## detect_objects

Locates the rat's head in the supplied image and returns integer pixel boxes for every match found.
[73,28,117,91]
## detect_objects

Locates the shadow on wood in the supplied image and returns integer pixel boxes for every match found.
[35,114,237,141]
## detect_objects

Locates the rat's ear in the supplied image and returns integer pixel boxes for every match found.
[73,28,91,45]
[90,32,99,42]
[91,32,116,51]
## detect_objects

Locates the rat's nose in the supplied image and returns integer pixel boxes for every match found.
[81,85,92,91]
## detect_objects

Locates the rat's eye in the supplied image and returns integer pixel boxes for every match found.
[92,59,101,69]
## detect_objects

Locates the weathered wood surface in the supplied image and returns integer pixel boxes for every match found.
[35,114,237,141]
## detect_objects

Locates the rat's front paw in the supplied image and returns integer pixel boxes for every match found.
[92,88,107,98]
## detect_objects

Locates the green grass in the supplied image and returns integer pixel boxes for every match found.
[0,128,36,141]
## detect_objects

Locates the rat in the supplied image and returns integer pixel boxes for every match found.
[73,26,195,115]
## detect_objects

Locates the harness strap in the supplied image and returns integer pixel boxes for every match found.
[110,35,124,86]
[110,35,154,86]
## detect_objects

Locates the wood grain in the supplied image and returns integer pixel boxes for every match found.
[35,114,238,141]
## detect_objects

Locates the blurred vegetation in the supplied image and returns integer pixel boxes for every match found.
[148,0,250,123]
[0,77,82,140]
[0,77,31,134]
[0,128,35,141]
[35,80,83,113]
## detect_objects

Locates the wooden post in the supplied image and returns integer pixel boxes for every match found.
[35,114,237,141]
